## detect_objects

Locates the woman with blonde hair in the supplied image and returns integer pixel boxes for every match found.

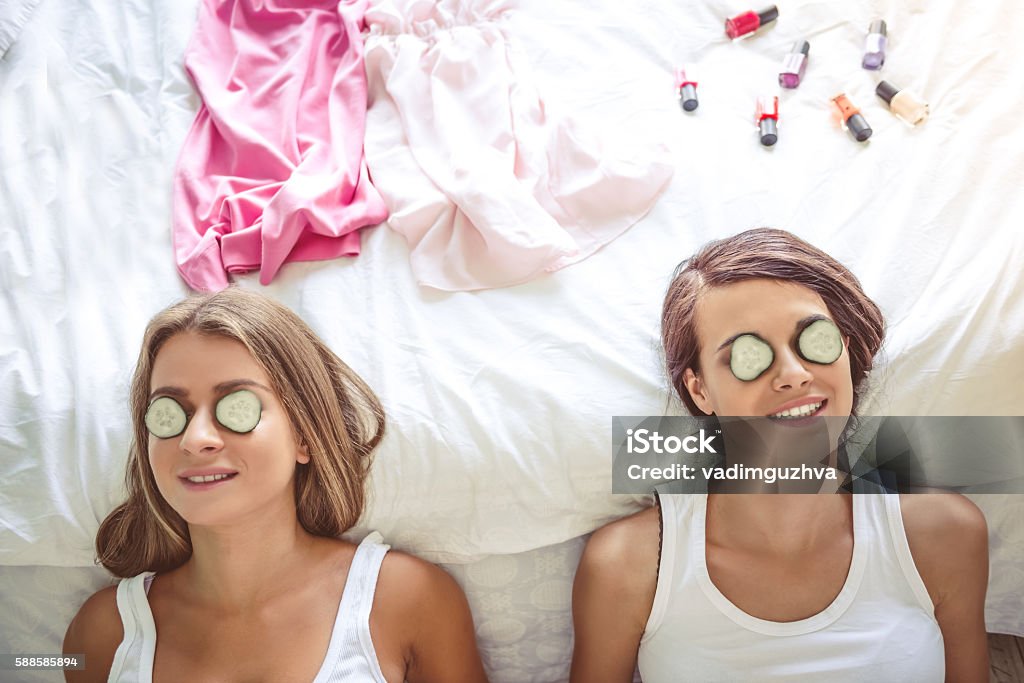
[64,288,488,682]
[571,228,989,682]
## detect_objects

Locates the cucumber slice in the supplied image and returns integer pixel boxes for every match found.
[798,319,843,364]
[215,389,262,434]
[730,334,774,381]
[145,396,188,439]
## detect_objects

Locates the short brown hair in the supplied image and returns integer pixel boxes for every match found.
[662,228,884,415]
[97,288,385,577]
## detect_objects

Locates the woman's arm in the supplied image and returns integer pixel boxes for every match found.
[373,552,489,683]
[570,507,660,683]
[901,493,990,683]
[62,585,123,683]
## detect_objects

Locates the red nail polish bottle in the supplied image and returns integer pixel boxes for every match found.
[755,95,779,146]
[675,66,699,112]
[725,5,779,40]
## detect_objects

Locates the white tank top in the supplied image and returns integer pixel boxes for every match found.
[107,532,391,683]
[638,494,945,682]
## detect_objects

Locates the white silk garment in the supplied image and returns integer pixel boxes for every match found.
[638,493,945,683]
[362,0,674,291]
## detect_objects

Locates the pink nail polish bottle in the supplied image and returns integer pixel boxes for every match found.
[779,40,810,89]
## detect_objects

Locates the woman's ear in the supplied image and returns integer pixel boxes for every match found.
[296,438,310,465]
[683,368,714,416]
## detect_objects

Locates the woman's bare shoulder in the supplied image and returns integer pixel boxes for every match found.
[373,549,468,619]
[576,505,661,605]
[899,492,988,606]
[899,491,987,547]
[63,584,123,682]
[569,505,661,682]
[372,550,489,682]
[585,505,661,562]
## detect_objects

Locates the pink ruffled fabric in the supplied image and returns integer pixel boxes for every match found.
[363,0,674,290]
[173,0,388,291]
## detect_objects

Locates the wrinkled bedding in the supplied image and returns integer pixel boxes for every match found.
[1,0,1022,681]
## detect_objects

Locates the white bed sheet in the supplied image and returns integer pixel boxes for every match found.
[0,0,40,58]
[2,0,1023,681]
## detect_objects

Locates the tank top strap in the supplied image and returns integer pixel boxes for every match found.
[872,492,936,614]
[314,531,391,683]
[642,492,700,641]
[343,531,391,624]
[108,572,157,683]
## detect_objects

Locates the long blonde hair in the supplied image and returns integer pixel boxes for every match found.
[96,288,385,577]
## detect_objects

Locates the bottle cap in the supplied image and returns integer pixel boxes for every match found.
[847,114,872,142]
[869,19,887,36]
[759,5,779,26]
[759,118,778,146]
[680,84,699,111]
[875,80,900,104]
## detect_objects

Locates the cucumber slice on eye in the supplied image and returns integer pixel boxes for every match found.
[145,396,188,439]
[730,334,774,381]
[798,319,843,364]
[215,389,262,434]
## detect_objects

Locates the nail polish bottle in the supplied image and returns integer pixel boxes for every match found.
[755,95,779,146]
[779,40,810,89]
[876,80,929,126]
[862,20,887,70]
[725,5,779,40]
[831,93,872,142]
[675,66,698,112]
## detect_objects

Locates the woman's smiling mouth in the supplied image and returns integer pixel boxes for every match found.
[768,399,826,420]
[178,470,239,490]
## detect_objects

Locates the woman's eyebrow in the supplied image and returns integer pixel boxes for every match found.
[213,379,272,394]
[149,379,271,401]
[795,313,830,330]
[149,385,187,400]
[716,331,759,352]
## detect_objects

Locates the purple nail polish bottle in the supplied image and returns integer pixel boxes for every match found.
[862,20,887,70]
[779,40,810,88]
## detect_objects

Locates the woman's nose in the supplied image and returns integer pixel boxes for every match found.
[179,407,224,455]
[771,348,813,391]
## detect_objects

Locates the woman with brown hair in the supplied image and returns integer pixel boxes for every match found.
[63,288,488,682]
[571,228,989,682]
